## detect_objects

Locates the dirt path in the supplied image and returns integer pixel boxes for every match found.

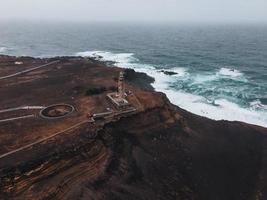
[0,60,59,80]
[0,114,35,123]
[0,106,45,113]
[0,120,92,160]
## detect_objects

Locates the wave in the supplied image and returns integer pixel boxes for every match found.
[250,99,267,111]
[172,68,189,77]
[217,67,243,77]
[76,51,137,64]
[76,50,267,127]
[190,67,246,85]
[163,90,267,127]
[0,47,7,53]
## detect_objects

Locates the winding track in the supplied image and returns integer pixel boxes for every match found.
[0,60,139,160]
[0,115,35,123]
[0,106,45,123]
[0,59,91,160]
[0,106,45,114]
[0,60,59,80]
[0,120,92,160]
[0,108,137,160]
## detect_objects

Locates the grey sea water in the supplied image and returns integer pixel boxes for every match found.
[0,22,267,127]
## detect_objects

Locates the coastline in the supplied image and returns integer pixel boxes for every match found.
[1,53,266,128]
[0,55,267,199]
[76,51,267,128]
[2,50,267,127]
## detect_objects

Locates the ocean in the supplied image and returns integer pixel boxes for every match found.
[0,22,267,127]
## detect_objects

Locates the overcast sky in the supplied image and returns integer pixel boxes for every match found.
[1,0,267,23]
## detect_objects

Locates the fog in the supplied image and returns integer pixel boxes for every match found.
[1,0,267,24]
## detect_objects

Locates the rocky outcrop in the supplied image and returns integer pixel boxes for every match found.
[0,56,266,200]
[1,92,266,200]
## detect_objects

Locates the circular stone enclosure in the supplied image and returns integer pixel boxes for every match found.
[40,104,75,119]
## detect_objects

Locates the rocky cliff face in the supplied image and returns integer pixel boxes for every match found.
[1,93,267,200]
[0,56,267,200]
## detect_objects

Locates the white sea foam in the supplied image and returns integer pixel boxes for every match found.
[192,67,245,84]
[162,89,267,127]
[192,74,218,84]
[76,51,137,64]
[250,100,267,111]
[217,67,243,77]
[76,50,267,127]
[170,67,189,77]
[0,47,7,53]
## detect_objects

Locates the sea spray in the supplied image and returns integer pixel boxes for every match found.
[76,50,267,127]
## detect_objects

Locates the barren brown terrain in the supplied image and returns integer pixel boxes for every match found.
[0,55,267,200]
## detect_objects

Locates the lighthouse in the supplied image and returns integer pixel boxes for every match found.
[107,71,129,108]
[118,71,125,99]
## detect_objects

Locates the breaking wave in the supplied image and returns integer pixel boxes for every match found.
[250,99,267,111]
[217,67,243,77]
[0,47,7,53]
[76,51,137,64]
[76,50,267,127]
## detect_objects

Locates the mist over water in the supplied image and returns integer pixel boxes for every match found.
[0,22,267,127]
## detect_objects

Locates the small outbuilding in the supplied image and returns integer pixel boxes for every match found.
[14,61,23,65]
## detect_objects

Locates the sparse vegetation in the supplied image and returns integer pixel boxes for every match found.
[108,86,117,92]
[85,87,107,96]
[85,86,117,96]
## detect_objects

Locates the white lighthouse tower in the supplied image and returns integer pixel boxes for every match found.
[107,71,129,108]
[118,71,125,99]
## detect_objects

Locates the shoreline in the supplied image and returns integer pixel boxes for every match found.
[77,52,267,128]
[0,54,267,199]
[1,53,267,128]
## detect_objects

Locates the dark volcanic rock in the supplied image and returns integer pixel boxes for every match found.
[0,55,266,200]
[124,68,155,90]
[160,70,178,76]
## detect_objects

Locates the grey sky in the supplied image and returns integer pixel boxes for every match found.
[1,0,267,23]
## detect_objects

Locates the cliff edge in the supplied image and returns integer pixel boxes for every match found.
[0,55,266,200]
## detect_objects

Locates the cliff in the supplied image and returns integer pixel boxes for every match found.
[0,55,266,200]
